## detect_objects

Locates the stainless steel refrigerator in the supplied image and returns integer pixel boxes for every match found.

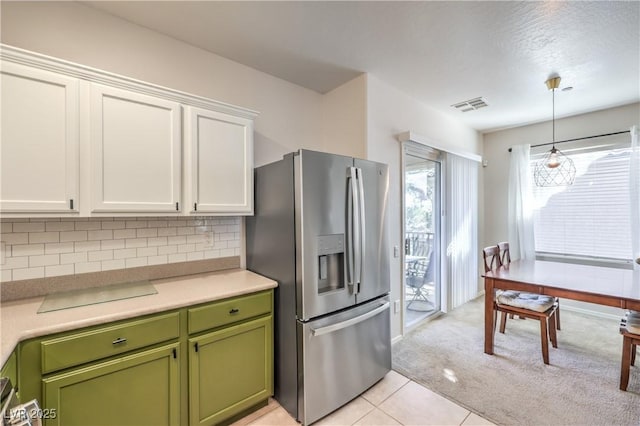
[246,149,391,425]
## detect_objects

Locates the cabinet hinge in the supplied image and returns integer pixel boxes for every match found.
[172,348,177,359]
[194,203,197,211]
[176,202,179,211]
[70,199,74,210]
[194,342,199,352]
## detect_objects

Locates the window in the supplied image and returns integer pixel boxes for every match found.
[531,145,632,261]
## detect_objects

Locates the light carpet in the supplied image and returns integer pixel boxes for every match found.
[392,295,640,426]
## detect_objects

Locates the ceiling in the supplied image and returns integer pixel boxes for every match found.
[84,1,640,133]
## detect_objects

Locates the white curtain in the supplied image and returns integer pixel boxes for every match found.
[630,125,640,270]
[508,144,536,260]
[445,154,479,309]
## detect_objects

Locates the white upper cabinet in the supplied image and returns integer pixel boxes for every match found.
[1,45,257,217]
[186,107,254,215]
[0,62,79,213]
[90,84,182,213]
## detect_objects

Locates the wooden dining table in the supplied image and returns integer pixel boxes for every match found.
[483,260,640,355]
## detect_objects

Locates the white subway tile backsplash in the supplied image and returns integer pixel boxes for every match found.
[1,233,28,245]
[187,252,204,261]
[75,221,102,231]
[30,254,60,267]
[158,245,177,255]
[45,222,75,232]
[126,221,147,229]
[13,267,45,280]
[137,228,158,238]
[137,247,157,257]
[158,228,177,237]
[147,255,168,265]
[101,259,125,271]
[178,244,195,253]
[114,229,136,239]
[114,248,137,259]
[74,241,102,252]
[1,217,241,281]
[147,237,168,247]
[46,264,75,278]
[4,256,29,269]
[13,222,46,233]
[45,242,75,254]
[168,253,187,263]
[88,230,113,241]
[101,239,125,250]
[126,257,147,268]
[12,244,45,257]
[101,221,126,230]
[88,250,114,262]
[125,238,147,249]
[167,236,186,245]
[61,252,88,264]
[177,227,195,236]
[60,231,88,242]
[29,232,60,244]
[75,262,101,274]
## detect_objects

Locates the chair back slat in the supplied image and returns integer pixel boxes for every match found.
[498,241,511,266]
[483,245,502,273]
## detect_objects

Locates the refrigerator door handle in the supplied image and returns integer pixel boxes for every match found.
[310,302,390,337]
[346,167,358,289]
[356,168,366,290]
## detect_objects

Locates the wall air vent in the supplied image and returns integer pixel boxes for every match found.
[451,97,488,112]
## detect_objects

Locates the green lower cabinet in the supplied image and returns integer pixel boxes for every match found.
[42,343,180,426]
[189,316,273,426]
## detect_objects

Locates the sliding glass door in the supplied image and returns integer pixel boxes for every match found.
[403,144,441,328]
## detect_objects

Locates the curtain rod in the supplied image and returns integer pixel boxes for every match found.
[507,130,630,152]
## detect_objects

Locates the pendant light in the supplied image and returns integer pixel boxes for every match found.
[533,76,576,187]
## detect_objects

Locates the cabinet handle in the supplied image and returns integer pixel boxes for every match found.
[194,342,199,352]
[229,308,239,314]
[112,337,127,345]
[194,203,198,211]
[69,199,74,210]
[176,202,179,211]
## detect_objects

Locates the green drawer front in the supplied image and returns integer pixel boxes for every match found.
[188,291,272,335]
[41,312,180,374]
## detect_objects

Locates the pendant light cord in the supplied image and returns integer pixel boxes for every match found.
[552,87,556,148]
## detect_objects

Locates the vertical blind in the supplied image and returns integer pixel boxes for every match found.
[445,154,479,309]
[531,147,632,260]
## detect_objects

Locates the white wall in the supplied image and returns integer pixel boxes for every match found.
[482,102,640,317]
[365,75,482,339]
[0,1,324,167]
[321,74,367,158]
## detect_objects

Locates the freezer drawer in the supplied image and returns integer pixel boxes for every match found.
[298,296,391,425]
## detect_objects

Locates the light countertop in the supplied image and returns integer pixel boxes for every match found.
[1,269,277,366]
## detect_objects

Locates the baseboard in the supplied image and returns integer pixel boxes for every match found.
[391,335,403,345]
[560,304,624,321]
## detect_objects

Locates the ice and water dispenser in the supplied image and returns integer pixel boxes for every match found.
[316,234,345,294]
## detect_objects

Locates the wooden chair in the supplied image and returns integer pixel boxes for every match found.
[620,323,640,391]
[497,242,561,331]
[483,245,558,364]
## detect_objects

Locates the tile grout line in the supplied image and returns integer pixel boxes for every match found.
[357,379,413,426]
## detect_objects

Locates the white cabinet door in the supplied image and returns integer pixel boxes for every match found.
[1,62,79,213]
[90,84,181,213]
[187,107,253,215]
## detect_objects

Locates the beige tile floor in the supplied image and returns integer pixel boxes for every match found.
[232,370,495,426]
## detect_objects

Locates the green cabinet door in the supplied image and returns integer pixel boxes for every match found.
[189,316,273,426]
[42,343,180,426]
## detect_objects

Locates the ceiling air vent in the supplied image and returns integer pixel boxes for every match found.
[451,97,488,112]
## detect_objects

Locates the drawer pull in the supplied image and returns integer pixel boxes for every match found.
[229,308,240,314]
[112,337,127,345]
